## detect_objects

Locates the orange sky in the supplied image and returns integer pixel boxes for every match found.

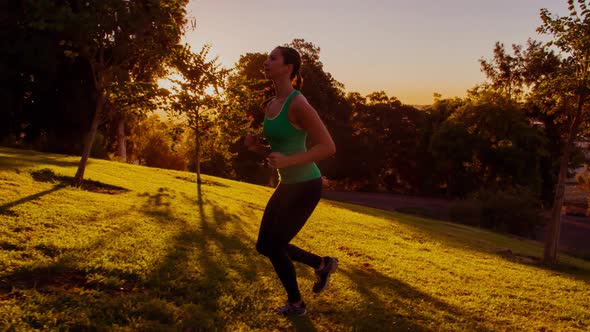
[181,0,566,105]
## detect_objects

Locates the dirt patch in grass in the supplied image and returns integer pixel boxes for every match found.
[30,169,60,182]
[0,209,18,216]
[496,249,540,264]
[78,179,129,194]
[30,169,128,195]
[0,269,89,294]
[0,241,21,251]
[12,226,34,233]
[0,267,145,297]
[175,175,229,187]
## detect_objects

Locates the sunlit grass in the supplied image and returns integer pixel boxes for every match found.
[1,146,589,331]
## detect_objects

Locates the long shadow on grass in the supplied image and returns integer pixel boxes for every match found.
[0,184,66,215]
[138,186,286,330]
[324,199,590,282]
[337,265,494,331]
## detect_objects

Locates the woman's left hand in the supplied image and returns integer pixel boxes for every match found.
[266,152,292,168]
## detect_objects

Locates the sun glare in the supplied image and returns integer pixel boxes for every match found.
[158,77,222,97]
[205,85,218,96]
[157,76,178,92]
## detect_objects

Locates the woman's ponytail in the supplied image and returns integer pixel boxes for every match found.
[293,72,304,90]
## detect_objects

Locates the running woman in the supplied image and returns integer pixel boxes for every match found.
[244,46,339,316]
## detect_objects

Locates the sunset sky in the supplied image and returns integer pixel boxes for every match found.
[183,0,567,105]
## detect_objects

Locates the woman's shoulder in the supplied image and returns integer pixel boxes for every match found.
[291,92,309,107]
[289,93,318,121]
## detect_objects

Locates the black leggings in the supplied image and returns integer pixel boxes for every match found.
[256,178,323,303]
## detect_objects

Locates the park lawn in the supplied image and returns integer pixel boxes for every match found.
[1,146,589,331]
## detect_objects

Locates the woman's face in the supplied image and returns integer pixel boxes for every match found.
[263,48,291,80]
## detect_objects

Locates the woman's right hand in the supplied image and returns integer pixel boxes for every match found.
[244,134,258,151]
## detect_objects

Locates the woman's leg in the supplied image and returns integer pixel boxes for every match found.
[256,178,323,303]
[286,244,322,269]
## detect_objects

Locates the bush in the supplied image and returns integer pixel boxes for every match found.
[449,199,482,226]
[126,116,187,171]
[450,186,542,238]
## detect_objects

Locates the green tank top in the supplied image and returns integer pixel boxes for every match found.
[263,90,321,184]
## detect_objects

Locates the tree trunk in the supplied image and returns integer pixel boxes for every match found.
[117,117,127,161]
[195,116,201,186]
[543,96,585,264]
[73,93,105,187]
[543,143,571,264]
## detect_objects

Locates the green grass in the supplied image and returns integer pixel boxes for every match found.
[1,146,589,331]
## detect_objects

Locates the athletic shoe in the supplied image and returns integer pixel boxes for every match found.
[275,301,307,316]
[313,256,339,293]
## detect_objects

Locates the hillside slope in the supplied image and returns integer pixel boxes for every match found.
[1,147,589,331]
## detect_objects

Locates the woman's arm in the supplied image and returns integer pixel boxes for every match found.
[266,95,336,169]
[244,134,271,156]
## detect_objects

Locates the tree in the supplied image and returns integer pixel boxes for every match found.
[221,53,270,184]
[348,91,428,192]
[224,52,274,129]
[1,2,96,152]
[537,0,590,263]
[463,90,545,192]
[479,42,525,99]
[518,41,564,206]
[428,91,546,197]
[25,0,188,186]
[168,44,227,186]
[428,101,478,196]
[0,2,33,144]
[479,36,564,205]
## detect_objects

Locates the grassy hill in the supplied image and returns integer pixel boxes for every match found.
[1,146,589,331]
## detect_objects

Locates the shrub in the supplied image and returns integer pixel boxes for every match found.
[450,186,542,238]
[449,199,482,226]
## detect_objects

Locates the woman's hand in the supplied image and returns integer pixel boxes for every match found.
[244,134,258,151]
[266,152,292,168]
